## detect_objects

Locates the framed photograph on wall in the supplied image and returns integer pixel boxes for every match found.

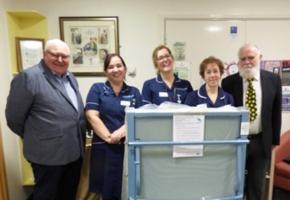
[16,37,45,72]
[59,16,119,76]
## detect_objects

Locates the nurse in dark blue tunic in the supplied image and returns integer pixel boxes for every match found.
[142,45,193,105]
[185,56,234,107]
[85,54,143,200]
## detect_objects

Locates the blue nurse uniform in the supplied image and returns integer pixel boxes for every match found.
[142,74,193,105]
[184,84,234,107]
[85,81,143,200]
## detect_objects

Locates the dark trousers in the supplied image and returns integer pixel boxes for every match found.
[245,134,269,200]
[30,158,82,200]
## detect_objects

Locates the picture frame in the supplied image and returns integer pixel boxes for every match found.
[16,37,44,72]
[59,16,119,76]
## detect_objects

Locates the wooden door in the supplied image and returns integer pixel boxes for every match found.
[0,124,9,200]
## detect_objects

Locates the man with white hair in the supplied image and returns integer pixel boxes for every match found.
[222,43,282,200]
[6,38,86,200]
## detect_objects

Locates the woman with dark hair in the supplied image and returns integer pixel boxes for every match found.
[85,54,143,200]
[185,56,234,107]
[142,45,193,105]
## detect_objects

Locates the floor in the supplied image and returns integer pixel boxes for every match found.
[25,187,290,200]
[273,187,290,200]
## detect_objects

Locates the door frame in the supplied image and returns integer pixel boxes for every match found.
[0,125,9,200]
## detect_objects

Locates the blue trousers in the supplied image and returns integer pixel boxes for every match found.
[30,158,82,200]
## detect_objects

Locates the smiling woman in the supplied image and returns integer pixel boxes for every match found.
[85,53,144,200]
[142,45,193,105]
[184,56,234,107]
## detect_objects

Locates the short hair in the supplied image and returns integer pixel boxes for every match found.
[103,53,127,72]
[44,39,70,54]
[238,43,261,58]
[199,56,224,78]
[152,45,174,68]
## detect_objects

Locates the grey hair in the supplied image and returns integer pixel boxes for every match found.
[44,38,70,54]
[238,43,261,58]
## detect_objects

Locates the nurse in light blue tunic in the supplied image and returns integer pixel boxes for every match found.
[85,54,143,200]
[185,56,234,107]
[142,45,193,105]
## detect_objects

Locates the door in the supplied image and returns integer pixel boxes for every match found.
[0,124,9,200]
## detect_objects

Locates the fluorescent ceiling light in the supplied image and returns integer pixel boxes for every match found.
[206,25,223,32]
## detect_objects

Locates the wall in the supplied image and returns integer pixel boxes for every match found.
[0,3,31,200]
[1,0,290,199]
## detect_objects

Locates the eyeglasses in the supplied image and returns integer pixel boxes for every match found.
[47,51,70,60]
[240,56,256,62]
[157,54,172,61]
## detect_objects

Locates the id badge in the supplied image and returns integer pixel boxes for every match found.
[159,92,168,97]
[120,100,131,106]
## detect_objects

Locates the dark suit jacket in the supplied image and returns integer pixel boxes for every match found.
[222,70,282,158]
[5,60,87,165]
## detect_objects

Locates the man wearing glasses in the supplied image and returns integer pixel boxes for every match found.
[6,39,86,200]
[222,43,282,200]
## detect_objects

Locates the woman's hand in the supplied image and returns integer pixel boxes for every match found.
[110,125,126,144]
[86,110,112,143]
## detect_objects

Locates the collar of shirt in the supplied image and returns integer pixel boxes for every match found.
[52,71,79,110]
[53,72,71,87]
[242,71,260,83]
[155,73,181,85]
[103,80,130,96]
[197,84,226,100]
[51,69,69,78]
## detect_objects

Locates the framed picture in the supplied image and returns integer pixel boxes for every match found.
[16,37,44,72]
[59,16,119,76]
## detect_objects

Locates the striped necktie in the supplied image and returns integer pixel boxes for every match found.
[246,79,257,122]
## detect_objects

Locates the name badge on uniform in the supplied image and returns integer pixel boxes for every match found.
[120,100,131,106]
[159,92,168,97]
